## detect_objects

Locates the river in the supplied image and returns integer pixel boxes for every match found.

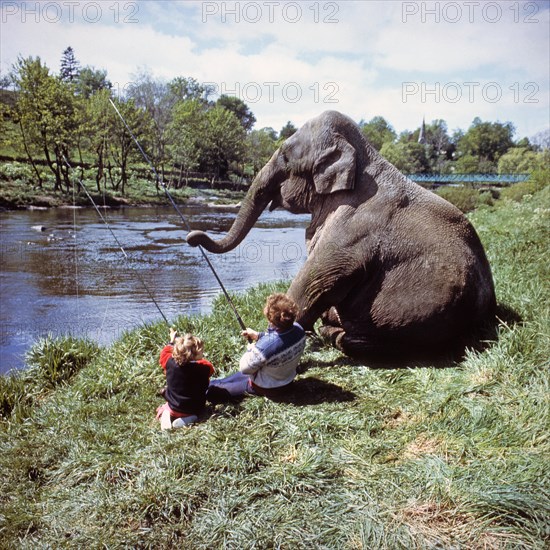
[0,203,310,373]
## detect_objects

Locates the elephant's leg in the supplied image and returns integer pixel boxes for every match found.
[318,307,345,344]
[288,233,376,332]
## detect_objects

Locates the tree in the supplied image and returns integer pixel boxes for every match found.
[60,47,80,83]
[380,141,430,174]
[84,88,117,192]
[107,98,152,195]
[530,129,550,151]
[498,147,547,174]
[360,116,396,151]
[75,67,111,98]
[279,121,297,141]
[126,70,175,185]
[167,99,208,187]
[246,127,278,177]
[455,117,515,172]
[216,95,256,132]
[168,76,213,104]
[13,56,79,191]
[203,105,246,181]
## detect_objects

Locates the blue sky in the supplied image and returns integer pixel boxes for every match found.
[1,0,549,140]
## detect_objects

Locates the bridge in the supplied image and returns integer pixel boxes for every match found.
[408,173,530,187]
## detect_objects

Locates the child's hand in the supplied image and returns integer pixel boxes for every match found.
[241,328,259,341]
[169,328,178,342]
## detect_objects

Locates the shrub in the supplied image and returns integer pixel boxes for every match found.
[25,335,100,387]
[0,162,33,184]
[435,186,494,213]
[0,371,33,418]
[500,167,549,202]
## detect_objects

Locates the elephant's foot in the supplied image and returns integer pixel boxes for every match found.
[319,325,386,361]
[318,324,345,347]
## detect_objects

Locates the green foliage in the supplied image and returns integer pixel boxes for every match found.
[0,161,33,184]
[497,146,545,174]
[245,127,278,177]
[59,46,80,83]
[360,116,396,151]
[0,371,33,419]
[279,120,297,140]
[2,52,547,210]
[204,105,247,179]
[1,335,99,419]
[500,166,550,202]
[460,117,516,160]
[1,190,549,548]
[216,95,256,132]
[380,141,430,173]
[435,186,494,213]
[25,334,100,387]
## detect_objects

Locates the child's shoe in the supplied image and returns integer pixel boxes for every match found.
[172,415,198,428]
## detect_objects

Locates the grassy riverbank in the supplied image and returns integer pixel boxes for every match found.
[1,188,549,549]
[0,160,245,209]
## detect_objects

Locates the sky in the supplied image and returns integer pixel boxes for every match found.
[1,0,549,140]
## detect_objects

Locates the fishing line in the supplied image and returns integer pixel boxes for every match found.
[63,155,170,326]
[108,98,247,332]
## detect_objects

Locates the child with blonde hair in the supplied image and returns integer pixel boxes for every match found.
[156,328,214,429]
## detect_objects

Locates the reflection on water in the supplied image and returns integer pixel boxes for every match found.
[0,205,310,373]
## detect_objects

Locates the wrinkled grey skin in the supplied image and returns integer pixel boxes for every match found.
[188,111,496,359]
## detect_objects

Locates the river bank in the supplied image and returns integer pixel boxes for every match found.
[1,188,549,548]
[0,174,247,211]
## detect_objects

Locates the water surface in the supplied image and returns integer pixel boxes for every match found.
[0,204,310,373]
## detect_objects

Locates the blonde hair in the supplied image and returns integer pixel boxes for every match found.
[172,334,204,366]
[264,293,298,331]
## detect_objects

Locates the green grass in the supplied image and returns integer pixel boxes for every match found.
[0,160,225,209]
[1,189,549,549]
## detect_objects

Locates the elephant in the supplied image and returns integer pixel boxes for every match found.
[187,111,496,359]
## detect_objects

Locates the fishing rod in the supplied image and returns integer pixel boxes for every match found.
[108,98,248,333]
[63,155,170,326]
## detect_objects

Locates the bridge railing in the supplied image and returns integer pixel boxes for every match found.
[408,173,530,186]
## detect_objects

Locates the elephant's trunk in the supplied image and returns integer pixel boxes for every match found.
[187,151,283,253]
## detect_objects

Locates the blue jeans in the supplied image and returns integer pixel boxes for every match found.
[208,371,255,397]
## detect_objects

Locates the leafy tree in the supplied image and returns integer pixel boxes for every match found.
[216,95,256,132]
[279,121,297,141]
[379,141,430,174]
[126,70,176,185]
[203,105,246,181]
[107,98,152,194]
[168,76,213,104]
[167,99,208,187]
[360,116,396,151]
[13,56,79,191]
[83,89,116,192]
[498,147,548,174]
[455,117,515,172]
[246,127,278,177]
[75,67,111,98]
[59,47,80,83]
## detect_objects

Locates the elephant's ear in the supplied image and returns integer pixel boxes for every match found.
[312,134,356,194]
